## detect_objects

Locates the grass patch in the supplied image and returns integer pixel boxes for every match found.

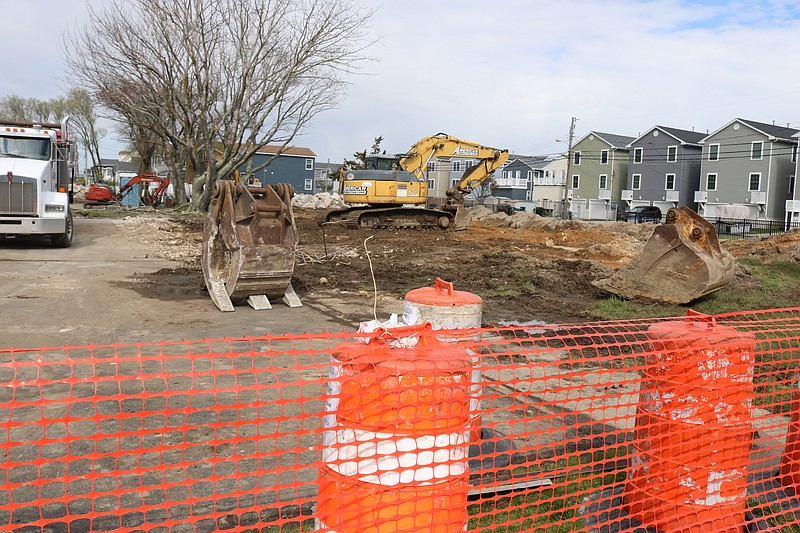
[465,446,629,532]
[590,259,800,320]
[747,497,800,532]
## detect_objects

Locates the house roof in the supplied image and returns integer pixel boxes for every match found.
[627,125,706,147]
[702,118,799,143]
[577,131,635,149]
[505,155,550,169]
[738,119,799,141]
[657,126,706,145]
[255,145,317,157]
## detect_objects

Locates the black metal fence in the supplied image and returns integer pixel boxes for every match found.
[712,217,800,238]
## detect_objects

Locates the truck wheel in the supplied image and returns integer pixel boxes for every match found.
[51,209,73,248]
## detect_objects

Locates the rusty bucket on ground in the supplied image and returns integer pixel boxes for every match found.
[404,278,483,441]
[319,324,474,533]
[624,311,755,533]
[201,180,301,312]
[593,206,736,304]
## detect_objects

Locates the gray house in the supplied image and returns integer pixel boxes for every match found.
[696,118,798,220]
[240,145,317,194]
[494,156,548,202]
[789,131,800,224]
[624,126,705,214]
[570,131,635,220]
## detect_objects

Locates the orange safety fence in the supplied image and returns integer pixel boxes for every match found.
[1,308,800,532]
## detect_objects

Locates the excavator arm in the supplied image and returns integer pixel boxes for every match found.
[398,133,509,205]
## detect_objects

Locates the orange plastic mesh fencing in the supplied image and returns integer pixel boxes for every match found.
[2,308,800,533]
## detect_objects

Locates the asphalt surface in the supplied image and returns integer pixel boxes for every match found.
[0,217,393,350]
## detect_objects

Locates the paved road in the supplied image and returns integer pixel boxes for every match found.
[0,218,396,350]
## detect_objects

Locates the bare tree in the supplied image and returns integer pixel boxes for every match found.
[65,0,373,210]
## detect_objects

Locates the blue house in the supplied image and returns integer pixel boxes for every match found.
[240,145,317,194]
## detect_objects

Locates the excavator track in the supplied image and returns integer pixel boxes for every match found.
[202,180,301,312]
[326,206,454,229]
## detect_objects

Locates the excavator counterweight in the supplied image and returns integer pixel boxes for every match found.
[593,206,736,304]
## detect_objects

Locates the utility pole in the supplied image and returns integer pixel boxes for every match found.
[562,116,576,220]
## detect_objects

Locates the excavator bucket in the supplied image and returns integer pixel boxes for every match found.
[450,204,472,231]
[201,180,301,312]
[593,206,736,304]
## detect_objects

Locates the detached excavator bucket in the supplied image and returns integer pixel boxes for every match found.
[593,206,735,304]
[202,180,301,312]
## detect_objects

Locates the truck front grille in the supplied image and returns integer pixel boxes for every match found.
[0,178,37,216]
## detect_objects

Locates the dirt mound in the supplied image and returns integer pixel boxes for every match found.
[95,206,800,324]
[723,229,800,263]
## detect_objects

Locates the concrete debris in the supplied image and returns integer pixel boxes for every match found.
[292,192,346,209]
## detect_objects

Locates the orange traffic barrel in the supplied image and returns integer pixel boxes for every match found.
[624,311,755,533]
[404,278,483,441]
[319,324,474,533]
[780,391,800,488]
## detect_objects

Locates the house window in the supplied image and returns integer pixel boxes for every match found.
[708,144,719,161]
[571,175,580,189]
[789,175,795,196]
[707,173,717,191]
[633,147,643,164]
[599,174,608,189]
[573,151,581,165]
[665,173,676,190]
[749,173,761,191]
[427,178,435,189]
[465,160,474,168]
[527,170,533,180]
[304,178,313,191]
[667,146,677,162]
[751,141,763,160]
[632,174,641,190]
[426,162,435,173]
[451,178,459,187]
[600,150,609,164]
[515,170,521,179]
[305,158,314,171]
[792,145,797,163]
[452,160,462,172]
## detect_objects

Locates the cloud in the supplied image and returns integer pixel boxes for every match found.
[2,0,798,161]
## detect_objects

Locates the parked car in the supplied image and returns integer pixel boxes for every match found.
[617,205,662,223]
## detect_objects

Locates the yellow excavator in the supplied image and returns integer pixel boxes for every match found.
[326,133,509,230]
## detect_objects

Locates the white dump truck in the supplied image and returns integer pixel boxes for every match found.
[0,117,76,247]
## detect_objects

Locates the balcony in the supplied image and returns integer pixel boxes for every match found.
[694,191,708,203]
[750,191,767,205]
[665,190,680,202]
[493,178,528,189]
[621,190,633,201]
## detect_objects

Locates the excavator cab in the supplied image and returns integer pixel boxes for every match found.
[594,206,736,304]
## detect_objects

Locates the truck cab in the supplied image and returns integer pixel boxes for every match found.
[0,118,75,247]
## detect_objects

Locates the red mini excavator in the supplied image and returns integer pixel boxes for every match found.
[85,173,170,207]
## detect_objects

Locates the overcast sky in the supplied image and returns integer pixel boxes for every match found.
[3,0,799,163]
